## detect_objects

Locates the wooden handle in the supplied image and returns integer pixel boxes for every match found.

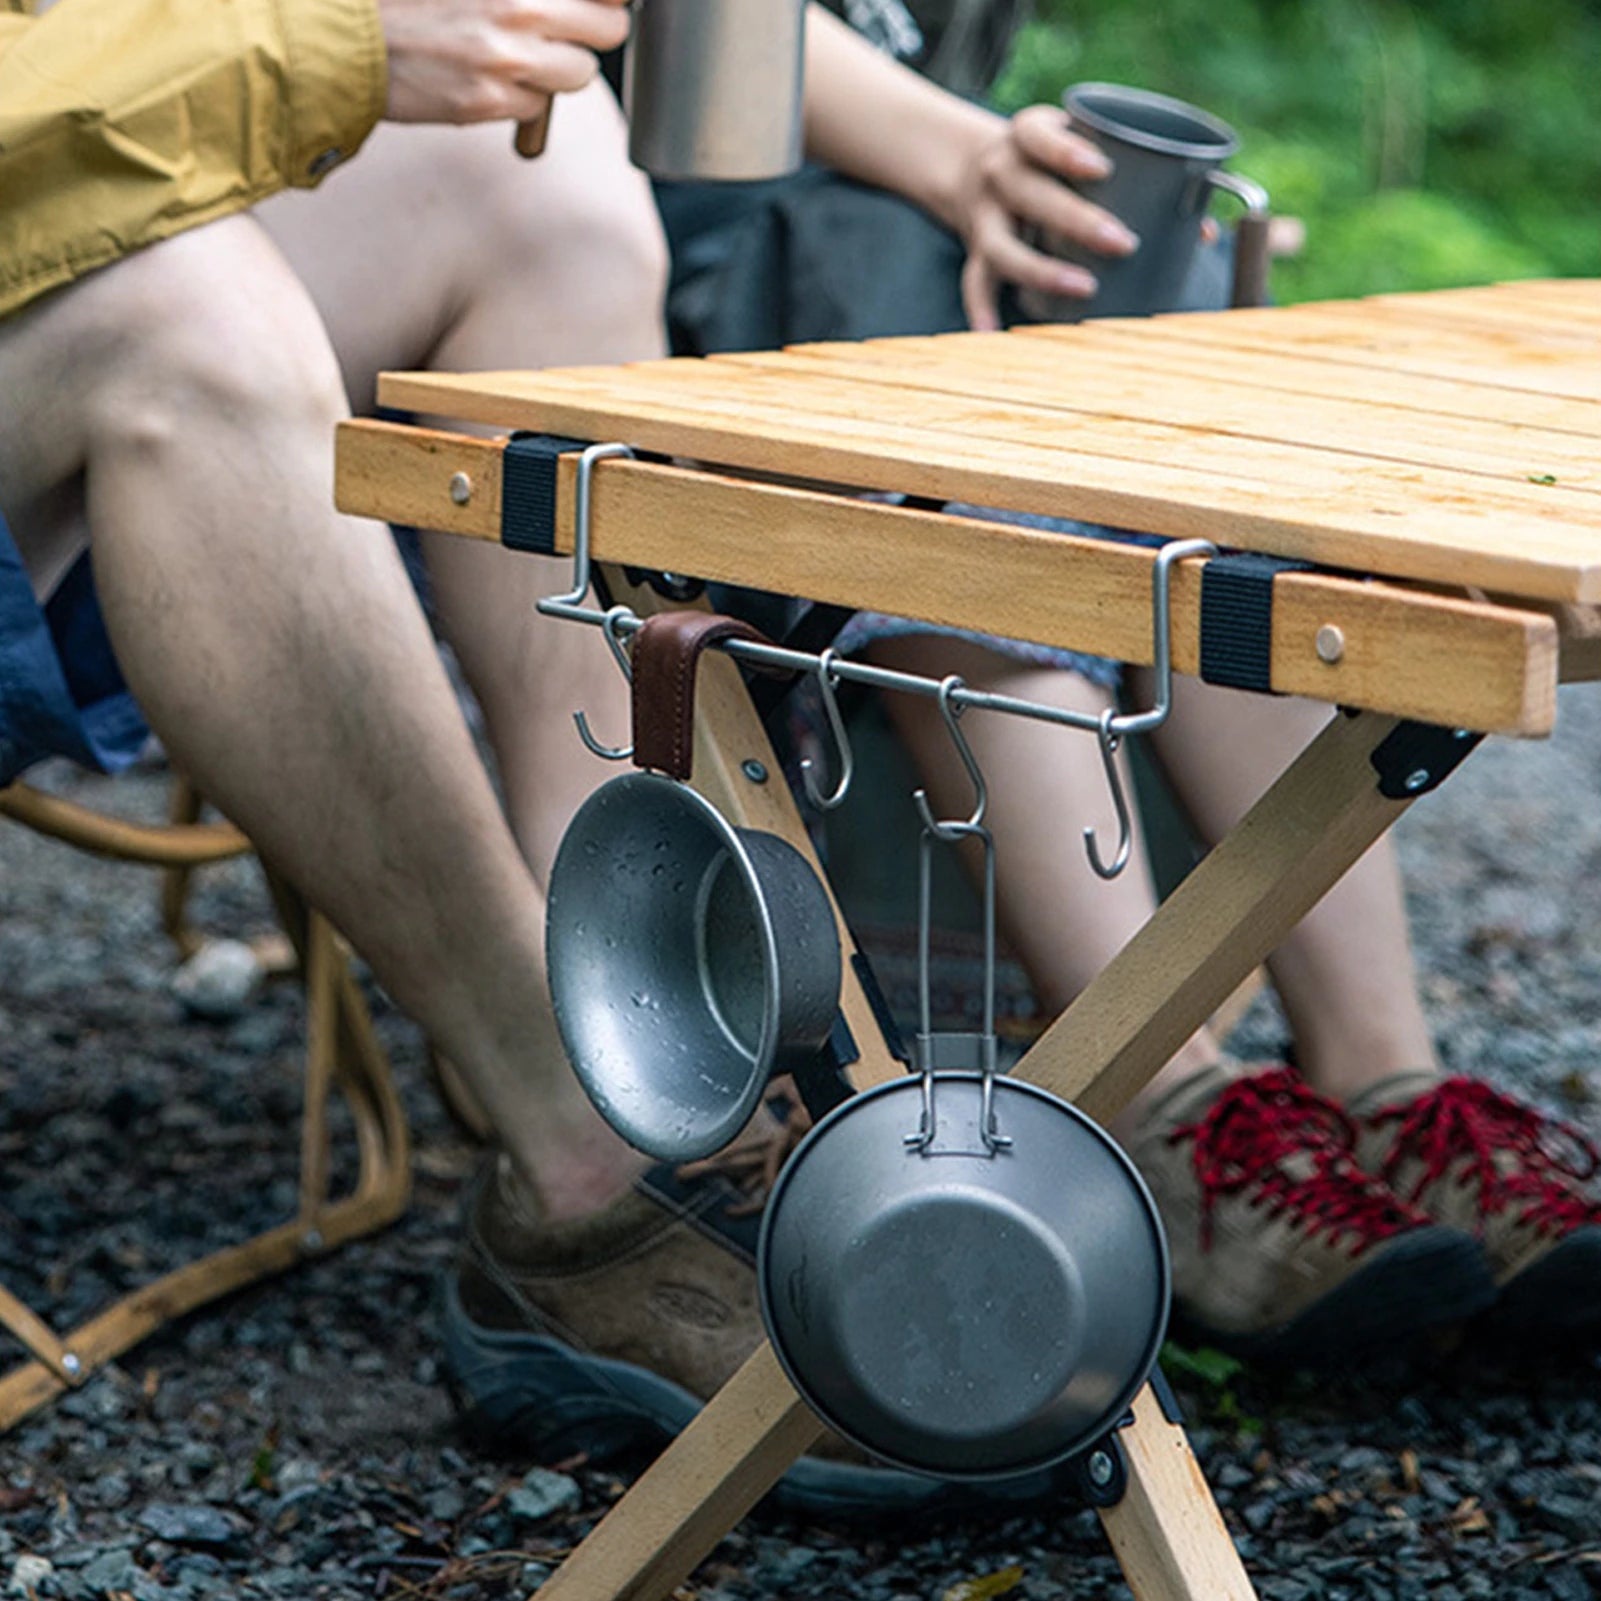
[1230,211,1273,309]
[514,98,554,159]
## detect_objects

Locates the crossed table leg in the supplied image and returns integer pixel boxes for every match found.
[535,597,1433,1601]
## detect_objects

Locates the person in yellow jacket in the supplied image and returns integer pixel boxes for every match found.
[0,0,1148,1510]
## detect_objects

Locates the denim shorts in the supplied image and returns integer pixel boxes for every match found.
[0,515,147,787]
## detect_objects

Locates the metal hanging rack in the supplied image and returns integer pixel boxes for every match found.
[538,442,1219,877]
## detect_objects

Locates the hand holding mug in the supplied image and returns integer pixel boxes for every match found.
[378,0,631,126]
[953,104,1142,333]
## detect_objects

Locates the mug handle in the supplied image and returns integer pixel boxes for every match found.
[1204,168,1272,309]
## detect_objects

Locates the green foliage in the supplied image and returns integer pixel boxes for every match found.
[1162,1342,1265,1437]
[991,0,1601,301]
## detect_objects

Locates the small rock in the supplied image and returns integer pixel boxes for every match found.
[73,1548,137,1598]
[1534,1493,1596,1543]
[1543,1565,1590,1601]
[135,1504,240,1549]
[505,1467,580,1523]
[426,1488,466,1523]
[1241,1500,1277,1533]
[8,1556,52,1596]
[170,941,262,1022]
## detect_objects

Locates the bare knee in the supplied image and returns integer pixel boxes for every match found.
[81,218,349,466]
[431,96,670,359]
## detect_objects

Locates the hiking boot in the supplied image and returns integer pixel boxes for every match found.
[1350,1072,1601,1342]
[441,1145,1062,1514]
[1127,1064,1497,1364]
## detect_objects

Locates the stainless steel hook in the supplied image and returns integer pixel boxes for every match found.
[800,648,855,810]
[535,442,636,622]
[912,676,988,840]
[1083,706,1133,880]
[573,604,636,761]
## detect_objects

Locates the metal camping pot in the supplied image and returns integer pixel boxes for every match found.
[759,792,1167,1480]
[758,1073,1170,1479]
[624,0,807,181]
[546,771,842,1162]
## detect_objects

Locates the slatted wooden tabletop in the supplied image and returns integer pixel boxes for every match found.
[381,278,1601,604]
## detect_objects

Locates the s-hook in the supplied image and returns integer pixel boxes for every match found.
[911,676,988,840]
[1084,705,1134,881]
[800,648,855,810]
[534,442,639,760]
[573,604,637,761]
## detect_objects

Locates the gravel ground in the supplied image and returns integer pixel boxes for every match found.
[3,687,1601,1601]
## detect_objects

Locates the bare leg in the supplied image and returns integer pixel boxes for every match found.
[256,88,664,880]
[1138,673,1439,1100]
[0,216,636,1217]
[252,88,666,1187]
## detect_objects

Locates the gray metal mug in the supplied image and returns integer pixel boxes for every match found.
[624,0,807,181]
[1017,82,1270,324]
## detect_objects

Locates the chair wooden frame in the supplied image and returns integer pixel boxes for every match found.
[0,774,411,1432]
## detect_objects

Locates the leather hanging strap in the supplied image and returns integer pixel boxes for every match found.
[630,612,783,781]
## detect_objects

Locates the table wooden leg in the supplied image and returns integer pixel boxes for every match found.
[535,1344,824,1601]
[536,708,1444,1601]
[1099,1386,1256,1601]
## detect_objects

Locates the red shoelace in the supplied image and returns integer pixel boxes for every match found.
[1368,1076,1601,1238]
[1171,1067,1423,1256]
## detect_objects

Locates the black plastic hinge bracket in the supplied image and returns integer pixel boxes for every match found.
[1370,720,1483,799]
[500,433,590,554]
[1199,552,1314,693]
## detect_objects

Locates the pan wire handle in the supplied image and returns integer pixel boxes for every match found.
[906,679,1009,1156]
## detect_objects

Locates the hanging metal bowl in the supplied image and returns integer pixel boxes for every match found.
[545,771,842,1162]
[758,1072,1169,1480]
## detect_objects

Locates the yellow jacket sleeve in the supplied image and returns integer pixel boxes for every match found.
[0,0,388,319]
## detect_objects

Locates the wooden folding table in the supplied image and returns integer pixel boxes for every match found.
[335,277,1600,1600]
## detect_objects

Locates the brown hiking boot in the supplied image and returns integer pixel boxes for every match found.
[1350,1072,1601,1341]
[1127,1064,1496,1363]
[441,1140,1064,1513]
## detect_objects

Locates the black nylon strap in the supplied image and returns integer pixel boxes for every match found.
[500,433,590,554]
[1199,552,1314,692]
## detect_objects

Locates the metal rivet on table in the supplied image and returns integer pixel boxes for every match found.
[60,1351,82,1380]
[1087,1450,1115,1487]
[301,1228,324,1254]
[741,759,769,785]
[1315,624,1346,664]
[449,472,473,506]
[1404,769,1431,793]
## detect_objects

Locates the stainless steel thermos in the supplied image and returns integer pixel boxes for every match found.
[624,0,807,181]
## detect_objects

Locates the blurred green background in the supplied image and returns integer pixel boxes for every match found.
[991,0,1601,303]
